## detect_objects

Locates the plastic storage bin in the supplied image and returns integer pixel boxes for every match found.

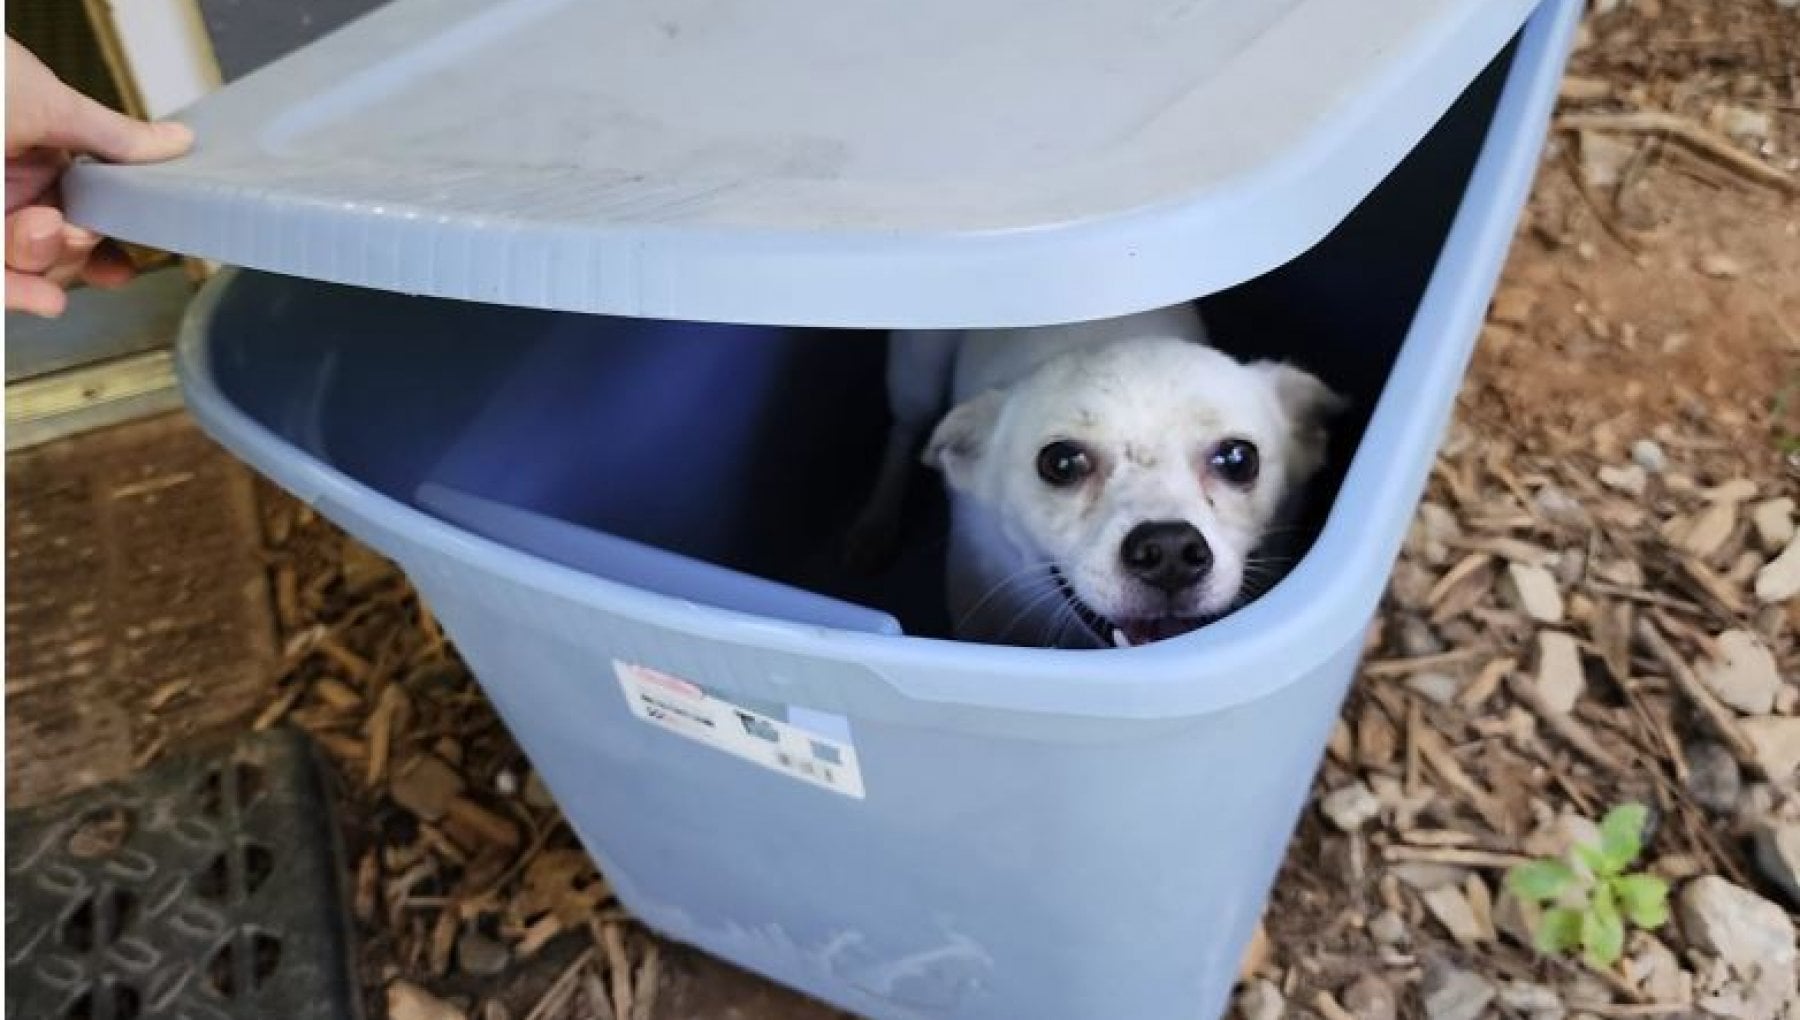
[67,0,1581,1016]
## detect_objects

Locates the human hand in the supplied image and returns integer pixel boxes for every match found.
[7,37,193,317]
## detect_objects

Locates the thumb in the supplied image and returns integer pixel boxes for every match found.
[47,90,193,164]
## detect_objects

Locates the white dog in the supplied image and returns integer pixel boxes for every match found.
[846,303,1342,648]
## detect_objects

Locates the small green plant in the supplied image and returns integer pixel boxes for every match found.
[1505,803,1669,970]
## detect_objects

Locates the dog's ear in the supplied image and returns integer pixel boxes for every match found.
[923,389,1005,493]
[1253,362,1346,484]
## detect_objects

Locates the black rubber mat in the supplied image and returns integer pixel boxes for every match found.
[6,727,359,1020]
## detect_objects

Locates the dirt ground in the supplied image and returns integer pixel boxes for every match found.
[1260,2,1800,1016]
[10,1,1798,1018]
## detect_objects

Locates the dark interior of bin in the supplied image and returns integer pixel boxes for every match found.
[206,40,1513,641]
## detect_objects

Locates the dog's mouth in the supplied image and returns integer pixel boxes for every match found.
[1051,569,1206,648]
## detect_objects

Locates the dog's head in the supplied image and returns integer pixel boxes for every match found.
[925,337,1342,647]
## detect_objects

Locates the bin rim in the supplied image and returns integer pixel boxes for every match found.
[174,0,1579,722]
[75,0,1538,329]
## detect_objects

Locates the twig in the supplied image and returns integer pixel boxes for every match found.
[596,920,634,1020]
[1636,615,1763,775]
[1549,765,1597,818]
[1506,673,1630,774]
[318,631,375,682]
[1621,681,1689,785]
[630,941,662,1020]
[524,948,597,1020]
[582,967,616,1020]
[1381,845,1531,869]
[1562,143,1643,255]
[1412,726,1510,833]
[1557,110,1798,194]
[1314,991,1358,1020]
[1444,533,1555,566]
[1644,764,1754,889]
[446,796,521,849]
[469,814,569,903]
[1397,828,1478,848]
[1363,648,1485,679]
[365,684,406,788]
[1567,1002,1696,1017]
[1583,581,1708,617]
[1458,657,1515,710]
[1405,699,1424,800]
[1676,556,1746,617]
[1559,75,1612,102]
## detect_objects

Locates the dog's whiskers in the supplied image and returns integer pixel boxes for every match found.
[1049,598,1104,649]
[954,561,1058,635]
[994,580,1071,647]
[1040,595,1087,649]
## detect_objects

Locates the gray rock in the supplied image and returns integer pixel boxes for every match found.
[1237,979,1284,1020]
[1756,532,1800,603]
[1553,550,1586,588]
[1714,106,1773,145]
[1565,973,1616,1011]
[1535,631,1586,715]
[1422,959,1496,1020]
[1500,980,1565,1020]
[492,767,519,798]
[1699,252,1746,279]
[1743,715,1800,780]
[1752,498,1796,554]
[1407,672,1463,706]
[1390,561,1437,611]
[1677,876,1796,976]
[1396,614,1446,658]
[1684,740,1745,814]
[1752,822,1800,909]
[1534,485,1587,525]
[1599,462,1648,496]
[1321,782,1382,833]
[1625,935,1691,1004]
[1506,563,1566,624]
[1343,974,1398,1020]
[1416,503,1462,563]
[456,931,511,978]
[1699,630,1783,716]
[1421,884,1487,946]
[1369,909,1409,946]
[1631,439,1668,473]
[1738,783,1780,830]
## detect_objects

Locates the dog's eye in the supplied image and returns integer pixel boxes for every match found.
[1036,441,1093,487]
[1209,439,1259,486]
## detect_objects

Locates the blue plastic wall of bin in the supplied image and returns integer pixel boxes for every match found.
[174,2,1578,1016]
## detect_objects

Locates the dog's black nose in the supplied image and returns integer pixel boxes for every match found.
[1120,521,1212,593]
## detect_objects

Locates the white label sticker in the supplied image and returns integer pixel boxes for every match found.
[614,661,865,799]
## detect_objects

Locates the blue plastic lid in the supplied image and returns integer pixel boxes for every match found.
[66,0,1540,328]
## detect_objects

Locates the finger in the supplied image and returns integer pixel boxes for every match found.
[62,222,100,249]
[43,227,102,287]
[6,269,68,317]
[6,205,68,273]
[44,90,193,164]
[80,240,138,289]
[5,151,66,214]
